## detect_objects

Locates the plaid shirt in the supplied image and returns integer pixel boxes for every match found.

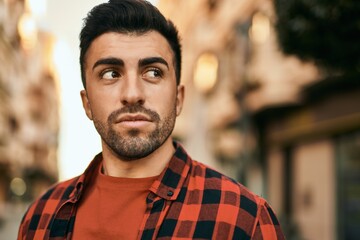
[18,142,284,239]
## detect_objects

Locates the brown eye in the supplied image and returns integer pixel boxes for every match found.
[101,70,120,79]
[143,68,162,79]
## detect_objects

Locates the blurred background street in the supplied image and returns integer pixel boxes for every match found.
[1,0,360,239]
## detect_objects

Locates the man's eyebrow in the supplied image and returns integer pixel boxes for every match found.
[92,57,124,70]
[138,57,169,70]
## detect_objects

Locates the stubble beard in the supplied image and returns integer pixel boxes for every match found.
[93,104,176,161]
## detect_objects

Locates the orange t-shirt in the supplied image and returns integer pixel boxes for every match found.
[72,164,157,240]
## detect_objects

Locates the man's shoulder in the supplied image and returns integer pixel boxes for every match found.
[37,176,80,202]
[24,176,80,214]
[189,160,264,205]
[25,177,77,213]
[18,176,81,239]
[182,159,277,237]
[190,160,245,188]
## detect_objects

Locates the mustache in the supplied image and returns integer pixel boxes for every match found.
[108,104,160,123]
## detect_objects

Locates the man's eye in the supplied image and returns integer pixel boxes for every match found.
[144,68,162,79]
[101,70,120,79]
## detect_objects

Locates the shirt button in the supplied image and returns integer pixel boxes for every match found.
[167,190,174,197]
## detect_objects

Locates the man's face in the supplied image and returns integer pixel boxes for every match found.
[81,31,184,160]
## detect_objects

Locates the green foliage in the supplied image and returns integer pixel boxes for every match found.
[274,0,360,73]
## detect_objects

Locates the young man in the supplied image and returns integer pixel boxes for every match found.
[18,0,285,239]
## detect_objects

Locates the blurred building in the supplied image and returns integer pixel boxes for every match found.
[0,0,59,237]
[159,0,360,239]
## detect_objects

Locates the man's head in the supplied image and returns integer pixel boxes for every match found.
[79,0,184,161]
[79,0,182,88]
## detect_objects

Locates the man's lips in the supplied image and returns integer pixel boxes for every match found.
[108,105,160,126]
[117,114,152,122]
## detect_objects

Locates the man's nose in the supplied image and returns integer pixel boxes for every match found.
[120,74,145,105]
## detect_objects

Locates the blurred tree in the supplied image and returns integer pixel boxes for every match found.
[274,0,360,74]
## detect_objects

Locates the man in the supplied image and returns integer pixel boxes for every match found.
[18,0,285,239]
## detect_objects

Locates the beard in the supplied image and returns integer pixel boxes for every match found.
[93,103,176,161]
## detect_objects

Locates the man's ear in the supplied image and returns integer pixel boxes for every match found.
[176,85,185,116]
[80,90,93,120]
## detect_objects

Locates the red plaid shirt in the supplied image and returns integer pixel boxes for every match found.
[18,142,285,239]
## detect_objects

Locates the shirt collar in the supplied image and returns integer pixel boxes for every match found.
[68,152,102,201]
[149,142,192,200]
[69,141,192,201]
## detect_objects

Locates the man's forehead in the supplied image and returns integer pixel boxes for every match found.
[85,31,175,66]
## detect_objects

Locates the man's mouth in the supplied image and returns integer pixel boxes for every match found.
[115,114,152,128]
[117,114,152,122]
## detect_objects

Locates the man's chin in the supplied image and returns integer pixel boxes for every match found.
[127,128,141,137]
[111,141,160,161]
[113,124,156,137]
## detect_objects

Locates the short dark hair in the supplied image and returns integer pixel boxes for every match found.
[79,0,182,88]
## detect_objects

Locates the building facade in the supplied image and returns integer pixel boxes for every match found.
[0,0,59,237]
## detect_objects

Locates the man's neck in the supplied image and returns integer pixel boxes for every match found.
[100,138,175,178]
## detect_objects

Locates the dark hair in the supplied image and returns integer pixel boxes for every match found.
[79,0,182,88]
